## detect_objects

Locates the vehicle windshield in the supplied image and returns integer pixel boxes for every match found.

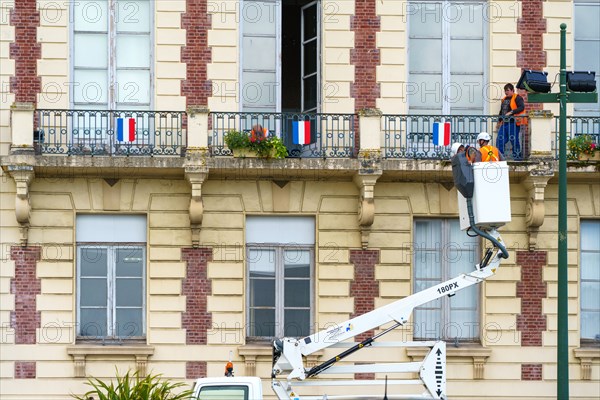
[197,385,249,400]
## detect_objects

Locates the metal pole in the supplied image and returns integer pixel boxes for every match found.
[557,22,569,400]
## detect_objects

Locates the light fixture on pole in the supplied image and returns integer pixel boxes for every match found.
[516,70,552,93]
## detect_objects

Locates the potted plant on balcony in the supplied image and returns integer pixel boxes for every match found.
[224,129,287,159]
[567,134,599,161]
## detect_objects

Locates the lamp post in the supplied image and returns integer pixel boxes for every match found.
[526,23,597,400]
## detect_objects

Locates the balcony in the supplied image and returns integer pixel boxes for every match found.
[3,103,599,165]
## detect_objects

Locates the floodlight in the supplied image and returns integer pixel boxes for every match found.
[516,70,551,93]
[566,71,596,92]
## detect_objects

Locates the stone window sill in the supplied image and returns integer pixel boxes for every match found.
[406,345,491,380]
[574,347,600,380]
[67,345,154,378]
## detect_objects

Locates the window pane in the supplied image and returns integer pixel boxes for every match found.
[80,278,107,307]
[74,34,108,68]
[303,40,317,75]
[80,247,108,276]
[407,74,443,112]
[116,278,143,307]
[409,3,442,37]
[80,308,107,337]
[117,0,151,32]
[581,311,600,340]
[449,3,483,37]
[581,253,600,280]
[249,249,275,277]
[116,35,151,68]
[450,40,483,73]
[581,222,600,250]
[409,39,442,72]
[74,0,108,32]
[414,308,441,339]
[249,279,275,307]
[116,308,144,337]
[414,252,441,280]
[116,70,151,105]
[448,310,478,340]
[284,280,310,307]
[116,248,144,277]
[581,282,600,311]
[303,4,317,39]
[73,70,109,104]
[242,1,277,35]
[284,250,310,277]
[575,4,600,39]
[303,74,317,111]
[249,309,275,337]
[284,310,310,337]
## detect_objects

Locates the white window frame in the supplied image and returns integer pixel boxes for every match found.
[70,0,154,110]
[407,0,488,115]
[413,218,480,342]
[573,1,600,116]
[580,220,600,344]
[77,244,146,340]
[246,244,314,340]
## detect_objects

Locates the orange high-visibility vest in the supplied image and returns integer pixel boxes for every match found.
[480,145,500,162]
[502,93,528,126]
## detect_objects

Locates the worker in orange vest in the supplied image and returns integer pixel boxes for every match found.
[496,83,526,160]
[472,132,505,162]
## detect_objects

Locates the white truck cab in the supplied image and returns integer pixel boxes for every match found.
[192,376,263,400]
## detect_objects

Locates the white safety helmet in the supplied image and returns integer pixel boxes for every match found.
[451,142,464,156]
[477,132,491,142]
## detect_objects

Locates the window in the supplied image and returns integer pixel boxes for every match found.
[197,385,249,400]
[580,220,600,344]
[574,1,600,116]
[76,215,146,340]
[246,216,315,339]
[72,0,153,110]
[413,219,480,341]
[408,1,486,115]
[240,0,320,113]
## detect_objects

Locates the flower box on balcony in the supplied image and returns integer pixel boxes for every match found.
[224,129,287,159]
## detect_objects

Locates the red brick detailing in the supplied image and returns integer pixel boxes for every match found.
[186,361,207,379]
[521,363,543,380]
[517,0,546,114]
[349,249,379,380]
[9,0,41,104]
[350,0,381,151]
[10,246,42,345]
[14,361,36,379]
[516,251,547,347]
[181,0,212,107]
[182,248,213,345]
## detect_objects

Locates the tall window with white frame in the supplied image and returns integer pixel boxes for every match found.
[413,219,480,342]
[407,0,486,115]
[76,215,146,340]
[580,220,600,345]
[246,216,314,339]
[574,1,600,117]
[72,0,152,110]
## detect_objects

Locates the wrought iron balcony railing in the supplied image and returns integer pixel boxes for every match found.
[210,112,355,158]
[36,110,186,156]
[556,116,600,159]
[383,114,526,160]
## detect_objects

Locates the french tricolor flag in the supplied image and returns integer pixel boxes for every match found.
[117,118,136,142]
[293,120,312,145]
[432,121,451,146]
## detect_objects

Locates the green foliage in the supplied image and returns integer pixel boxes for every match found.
[72,370,194,400]
[567,134,597,159]
[224,130,288,159]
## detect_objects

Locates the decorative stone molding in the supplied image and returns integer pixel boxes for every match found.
[522,168,553,250]
[5,165,35,245]
[354,171,381,249]
[185,166,208,246]
[66,345,154,378]
[406,345,491,380]
[574,347,600,380]
[239,344,322,377]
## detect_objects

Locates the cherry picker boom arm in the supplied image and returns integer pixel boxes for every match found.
[271,228,508,382]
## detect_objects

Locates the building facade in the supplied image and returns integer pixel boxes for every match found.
[0,0,599,399]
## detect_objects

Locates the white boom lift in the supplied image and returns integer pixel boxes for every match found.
[193,157,512,400]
